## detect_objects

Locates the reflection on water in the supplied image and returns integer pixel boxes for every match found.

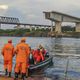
[51,38,80,55]
[0,37,80,79]
[46,38,80,80]
[53,38,63,53]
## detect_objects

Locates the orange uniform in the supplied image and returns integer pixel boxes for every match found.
[2,41,14,74]
[14,42,30,74]
[34,49,44,63]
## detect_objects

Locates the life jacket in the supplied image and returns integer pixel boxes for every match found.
[34,49,44,62]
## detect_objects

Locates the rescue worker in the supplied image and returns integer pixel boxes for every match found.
[39,44,46,57]
[14,37,30,80]
[1,39,14,77]
[39,44,43,49]
[34,49,44,64]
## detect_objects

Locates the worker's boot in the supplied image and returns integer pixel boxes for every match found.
[8,72,11,77]
[14,72,18,80]
[21,73,26,80]
[5,69,8,76]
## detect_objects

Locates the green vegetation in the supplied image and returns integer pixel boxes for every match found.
[62,26,75,32]
[0,28,50,37]
[0,26,80,37]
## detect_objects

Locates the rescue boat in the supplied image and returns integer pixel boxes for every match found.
[28,55,53,70]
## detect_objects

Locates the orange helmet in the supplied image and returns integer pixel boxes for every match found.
[21,37,26,42]
[8,39,12,43]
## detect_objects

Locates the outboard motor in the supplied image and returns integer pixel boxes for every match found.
[29,53,34,64]
[45,52,49,57]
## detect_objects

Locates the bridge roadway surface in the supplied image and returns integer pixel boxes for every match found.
[0,22,51,27]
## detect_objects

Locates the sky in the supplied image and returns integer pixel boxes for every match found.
[0,0,80,28]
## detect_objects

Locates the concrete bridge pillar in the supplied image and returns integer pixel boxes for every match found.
[51,21,53,32]
[55,21,62,33]
[23,25,26,29]
[34,27,37,30]
[16,25,21,29]
[0,24,1,29]
[29,26,32,31]
[76,23,80,32]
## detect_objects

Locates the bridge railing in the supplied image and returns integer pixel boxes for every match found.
[0,16,20,24]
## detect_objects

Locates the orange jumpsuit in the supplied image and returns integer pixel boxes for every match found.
[2,43,14,72]
[34,49,44,63]
[14,42,30,74]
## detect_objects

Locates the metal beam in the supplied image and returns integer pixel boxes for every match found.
[0,16,53,28]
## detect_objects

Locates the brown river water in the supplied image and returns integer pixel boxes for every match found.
[0,37,80,80]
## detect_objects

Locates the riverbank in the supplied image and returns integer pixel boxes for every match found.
[0,29,80,37]
[49,32,80,38]
[0,75,52,80]
[0,29,50,37]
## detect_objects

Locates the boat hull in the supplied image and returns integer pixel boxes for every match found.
[29,56,53,70]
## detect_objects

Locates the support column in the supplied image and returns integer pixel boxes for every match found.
[29,26,32,31]
[35,27,37,30]
[76,23,80,32]
[24,25,26,29]
[16,25,21,29]
[0,24,1,29]
[51,21,53,32]
[55,21,62,33]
